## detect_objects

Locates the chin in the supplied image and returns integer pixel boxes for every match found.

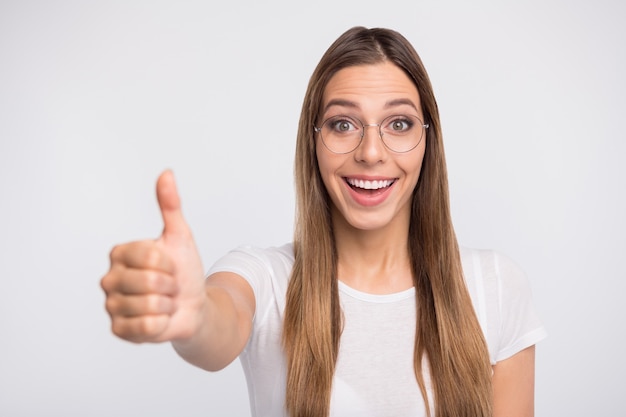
[342,213,395,232]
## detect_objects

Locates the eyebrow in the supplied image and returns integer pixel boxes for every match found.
[323,98,419,115]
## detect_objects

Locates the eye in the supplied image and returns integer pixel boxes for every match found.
[386,116,415,133]
[389,118,413,132]
[326,116,359,134]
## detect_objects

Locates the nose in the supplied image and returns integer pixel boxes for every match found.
[354,123,386,164]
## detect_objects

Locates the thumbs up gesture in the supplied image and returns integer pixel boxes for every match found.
[101,170,206,343]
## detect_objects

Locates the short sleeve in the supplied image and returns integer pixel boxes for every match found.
[206,244,294,324]
[461,248,547,364]
[492,251,548,362]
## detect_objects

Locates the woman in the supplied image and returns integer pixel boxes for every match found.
[101,26,546,417]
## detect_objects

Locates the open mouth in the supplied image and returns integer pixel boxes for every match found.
[344,177,396,193]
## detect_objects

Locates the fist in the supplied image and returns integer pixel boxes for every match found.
[101,170,206,343]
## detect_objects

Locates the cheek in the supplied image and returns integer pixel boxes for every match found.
[402,150,426,187]
[317,165,339,202]
[315,143,337,187]
[413,154,426,177]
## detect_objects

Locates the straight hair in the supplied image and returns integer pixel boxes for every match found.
[283,26,493,417]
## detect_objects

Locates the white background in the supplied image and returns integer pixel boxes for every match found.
[1,0,624,415]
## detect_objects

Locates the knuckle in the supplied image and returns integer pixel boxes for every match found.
[111,316,163,342]
[142,295,157,313]
[144,272,162,292]
[104,295,119,314]
[100,269,122,294]
[145,272,173,294]
[111,319,132,340]
[145,294,171,314]
[142,246,162,268]
[100,274,111,293]
[100,271,121,294]
[109,244,124,262]
[137,317,154,335]
[138,315,165,337]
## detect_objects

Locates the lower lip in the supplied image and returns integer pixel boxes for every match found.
[344,180,396,207]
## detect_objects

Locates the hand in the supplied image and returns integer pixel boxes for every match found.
[101,170,206,343]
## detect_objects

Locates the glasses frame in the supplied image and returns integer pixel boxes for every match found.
[314,114,429,154]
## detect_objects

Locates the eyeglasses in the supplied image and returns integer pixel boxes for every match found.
[314,114,429,154]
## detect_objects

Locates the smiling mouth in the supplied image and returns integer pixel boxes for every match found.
[345,178,396,191]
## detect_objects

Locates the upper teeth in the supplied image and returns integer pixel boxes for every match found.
[347,178,394,190]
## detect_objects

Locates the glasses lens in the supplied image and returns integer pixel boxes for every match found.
[320,115,362,154]
[379,114,426,153]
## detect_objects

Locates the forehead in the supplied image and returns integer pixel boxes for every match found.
[322,62,421,113]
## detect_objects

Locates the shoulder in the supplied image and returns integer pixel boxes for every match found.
[207,243,294,315]
[459,246,530,298]
[459,246,547,363]
[208,243,294,277]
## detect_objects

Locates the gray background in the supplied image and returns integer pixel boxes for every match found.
[1,0,624,415]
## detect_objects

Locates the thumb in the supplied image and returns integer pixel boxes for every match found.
[156,170,189,237]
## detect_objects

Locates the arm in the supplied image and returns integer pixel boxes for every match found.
[492,345,536,417]
[172,271,255,371]
[101,170,254,371]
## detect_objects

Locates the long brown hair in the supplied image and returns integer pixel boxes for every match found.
[283,26,492,417]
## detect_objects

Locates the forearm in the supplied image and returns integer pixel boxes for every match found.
[172,285,252,372]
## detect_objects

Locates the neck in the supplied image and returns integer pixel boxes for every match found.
[332,209,414,294]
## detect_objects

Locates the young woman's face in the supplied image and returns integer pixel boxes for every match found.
[316,62,427,232]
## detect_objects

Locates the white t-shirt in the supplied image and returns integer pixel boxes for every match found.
[207,243,547,417]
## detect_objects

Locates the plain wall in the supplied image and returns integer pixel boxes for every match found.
[1,0,624,415]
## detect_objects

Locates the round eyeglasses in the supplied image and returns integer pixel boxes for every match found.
[314,114,429,154]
